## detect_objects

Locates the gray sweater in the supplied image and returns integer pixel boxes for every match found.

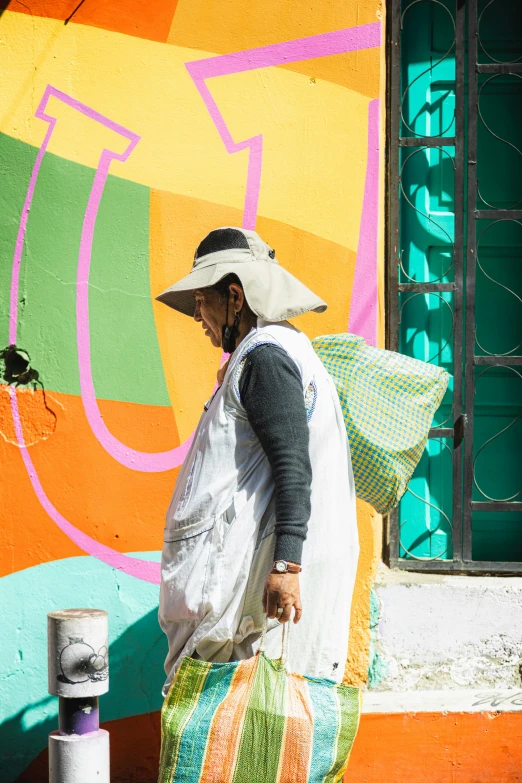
[238,344,312,565]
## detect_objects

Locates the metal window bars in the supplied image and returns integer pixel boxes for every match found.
[387,0,522,572]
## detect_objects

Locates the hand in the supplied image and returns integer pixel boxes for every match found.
[263,570,302,624]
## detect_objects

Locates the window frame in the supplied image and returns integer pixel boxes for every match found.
[385,0,522,574]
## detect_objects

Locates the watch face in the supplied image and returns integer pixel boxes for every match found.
[275,561,286,573]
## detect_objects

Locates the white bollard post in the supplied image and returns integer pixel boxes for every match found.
[48,609,110,783]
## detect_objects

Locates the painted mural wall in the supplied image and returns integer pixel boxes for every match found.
[0,1,384,779]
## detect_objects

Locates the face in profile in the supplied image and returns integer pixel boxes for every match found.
[193,289,225,348]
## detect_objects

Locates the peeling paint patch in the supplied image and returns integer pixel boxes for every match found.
[367,588,388,688]
[0,346,59,446]
[0,385,58,446]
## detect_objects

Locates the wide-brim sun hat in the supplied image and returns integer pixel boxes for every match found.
[155,227,327,322]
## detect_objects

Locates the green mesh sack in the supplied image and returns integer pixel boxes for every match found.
[312,333,450,514]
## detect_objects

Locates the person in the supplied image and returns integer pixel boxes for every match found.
[156,226,359,695]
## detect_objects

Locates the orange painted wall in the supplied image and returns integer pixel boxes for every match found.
[19,710,522,783]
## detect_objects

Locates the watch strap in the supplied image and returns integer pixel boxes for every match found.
[271,560,302,574]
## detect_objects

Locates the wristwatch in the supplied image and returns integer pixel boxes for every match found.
[271,560,302,574]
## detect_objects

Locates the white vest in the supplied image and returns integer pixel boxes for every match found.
[159,321,359,692]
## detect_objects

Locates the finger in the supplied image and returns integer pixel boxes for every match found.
[293,600,303,624]
[279,602,293,624]
[266,590,279,619]
[262,587,268,613]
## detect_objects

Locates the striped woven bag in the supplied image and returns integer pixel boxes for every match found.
[312,333,450,514]
[158,623,361,783]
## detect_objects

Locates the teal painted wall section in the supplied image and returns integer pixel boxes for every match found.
[397,0,455,560]
[1,553,165,781]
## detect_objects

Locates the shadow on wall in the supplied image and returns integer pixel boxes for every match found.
[0,1,19,17]
[1,608,166,783]
[16,711,162,783]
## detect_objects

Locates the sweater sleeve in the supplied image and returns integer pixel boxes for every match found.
[238,343,312,565]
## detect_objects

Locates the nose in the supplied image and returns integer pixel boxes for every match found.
[194,301,202,322]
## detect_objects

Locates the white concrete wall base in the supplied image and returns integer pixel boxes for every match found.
[372,565,522,690]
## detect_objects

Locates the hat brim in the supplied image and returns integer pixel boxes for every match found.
[155,261,327,322]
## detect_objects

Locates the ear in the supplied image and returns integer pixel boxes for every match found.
[228,283,245,312]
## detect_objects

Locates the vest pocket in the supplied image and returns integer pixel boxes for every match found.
[163,516,214,543]
[161,517,215,622]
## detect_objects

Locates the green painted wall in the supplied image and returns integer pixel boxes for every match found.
[0,132,170,406]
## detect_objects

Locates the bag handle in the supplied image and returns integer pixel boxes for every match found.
[259,614,291,668]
